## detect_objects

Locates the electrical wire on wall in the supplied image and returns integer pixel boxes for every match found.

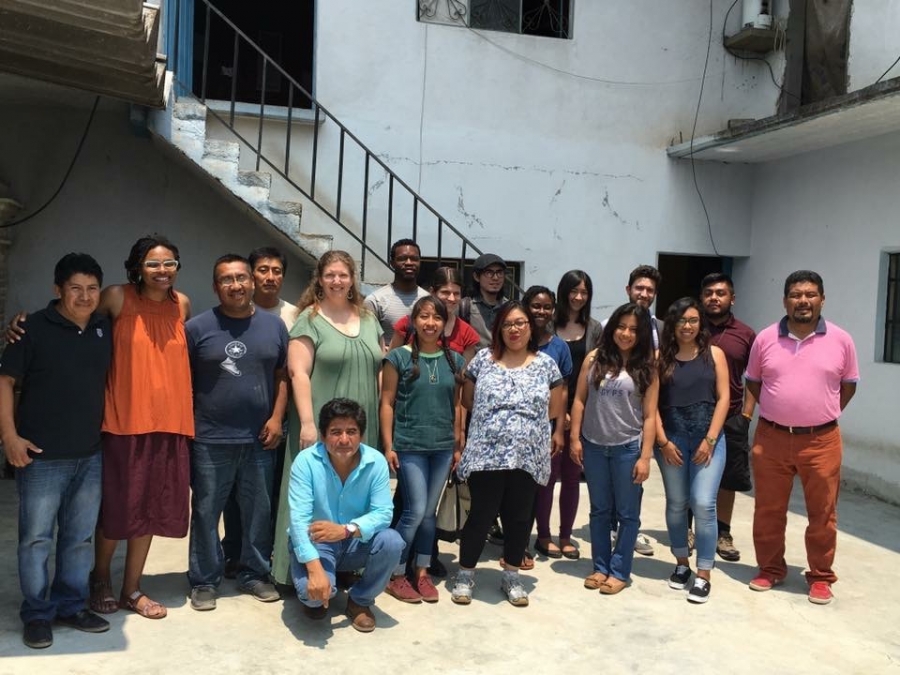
[874,54,900,85]
[690,0,720,257]
[1,96,100,229]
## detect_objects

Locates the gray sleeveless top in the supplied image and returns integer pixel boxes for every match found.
[581,366,644,446]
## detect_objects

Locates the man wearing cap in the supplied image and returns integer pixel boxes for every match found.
[461,253,508,349]
[744,270,858,606]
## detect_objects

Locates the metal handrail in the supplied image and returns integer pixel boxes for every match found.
[166,0,484,279]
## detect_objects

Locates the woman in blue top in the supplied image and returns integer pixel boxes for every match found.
[523,286,575,561]
[380,296,465,604]
[655,297,729,604]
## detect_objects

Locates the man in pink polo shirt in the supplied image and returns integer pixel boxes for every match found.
[744,270,858,605]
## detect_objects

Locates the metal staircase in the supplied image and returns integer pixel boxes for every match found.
[152,0,483,280]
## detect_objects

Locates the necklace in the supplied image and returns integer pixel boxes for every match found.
[424,358,440,384]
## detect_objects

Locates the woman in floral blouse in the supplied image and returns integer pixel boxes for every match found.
[451,300,565,607]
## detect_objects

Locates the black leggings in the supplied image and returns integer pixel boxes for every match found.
[459,469,538,568]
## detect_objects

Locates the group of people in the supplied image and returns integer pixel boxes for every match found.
[0,234,858,647]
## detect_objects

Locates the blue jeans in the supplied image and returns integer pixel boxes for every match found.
[188,441,275,588]
[289,529,403,607]
[394,450,453,572]
[17,454,102,623]
[581,438,643,582]
[655,427,726,571]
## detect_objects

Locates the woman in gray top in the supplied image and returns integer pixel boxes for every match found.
[570,303,658,595]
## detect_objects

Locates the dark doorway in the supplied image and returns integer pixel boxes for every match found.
[656,254,730,319]
[192,0,314,108]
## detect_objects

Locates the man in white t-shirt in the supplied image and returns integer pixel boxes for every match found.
[364,239,429,343]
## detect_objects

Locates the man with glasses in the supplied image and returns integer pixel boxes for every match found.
[460,253,508,349]
[364,239,429,342]
[184,255,290,611]
[221,247,299,579]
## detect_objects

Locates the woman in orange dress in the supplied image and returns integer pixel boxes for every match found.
[89,235,194,619]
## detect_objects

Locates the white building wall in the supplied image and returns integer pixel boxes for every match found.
[847,0,900,90]
[0,96,314,318]
[733,131,900,503]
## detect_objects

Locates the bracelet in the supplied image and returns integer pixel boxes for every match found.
[742,413,753,420]
[659,439,670,448]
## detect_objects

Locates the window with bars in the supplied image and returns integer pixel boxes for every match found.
[417,0,572,40]
[885,253,900,363]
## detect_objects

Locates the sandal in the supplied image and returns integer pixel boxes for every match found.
[499,556,534,572]
[560,542,580,560]
[120,590,167,619]
[584,572,608,590]
[534,539,563,559]
[89,573,119,614]
[598,578,628,595]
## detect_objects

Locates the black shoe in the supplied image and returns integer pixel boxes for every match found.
[303,603,328,620]
[223,558,240,580]
[534,539,563,559]
[56,609,110,633]
[190,586,217,611]
[239,580,281,603]
[687,577,711,604]
[427,557,448,578]
[487,523,504,545]
[668,565,692,590]
[23,620,53,649]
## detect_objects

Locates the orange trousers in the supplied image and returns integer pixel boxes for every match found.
[751,422,842,585]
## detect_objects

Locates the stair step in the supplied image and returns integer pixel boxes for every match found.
[203,139,240,162]
[173,100,207,122]
[237,170,272,190]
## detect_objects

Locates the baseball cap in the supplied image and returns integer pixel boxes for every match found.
[473,253,507,271]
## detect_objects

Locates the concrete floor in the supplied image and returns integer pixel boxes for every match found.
[0,472,898,675]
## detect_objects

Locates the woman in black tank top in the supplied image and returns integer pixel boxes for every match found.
[655,297,730,604]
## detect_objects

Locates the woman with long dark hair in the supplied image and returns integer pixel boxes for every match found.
[451,301,565,606]
[655,297,730,603]
[380,296,465,603]
[570,303,658,594]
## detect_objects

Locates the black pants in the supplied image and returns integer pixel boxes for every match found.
[460,469,538,568]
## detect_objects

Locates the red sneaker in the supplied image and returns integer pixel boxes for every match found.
[415,575,440,603]
[385,576,422,604]
[808,581,833,605]
[748,573,784,592]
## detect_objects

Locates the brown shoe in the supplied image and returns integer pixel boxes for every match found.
[346,598,376,633]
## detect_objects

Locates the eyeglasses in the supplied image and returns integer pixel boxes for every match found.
[143,259,180,271]
[501,319,530,331]
[675,317,701,326]
[480,269,505,278]
[217,274,251,286]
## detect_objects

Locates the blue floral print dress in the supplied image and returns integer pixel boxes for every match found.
[457,349,564,486]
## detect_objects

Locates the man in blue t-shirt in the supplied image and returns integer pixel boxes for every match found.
[185,254,289,612]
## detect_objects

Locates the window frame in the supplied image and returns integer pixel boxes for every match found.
[883,252,900,364]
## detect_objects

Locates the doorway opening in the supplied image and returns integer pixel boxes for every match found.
[655,254,731,318]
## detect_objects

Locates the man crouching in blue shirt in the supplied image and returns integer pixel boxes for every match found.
[288,398,402,632]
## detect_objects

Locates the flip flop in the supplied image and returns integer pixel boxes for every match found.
[120,590,167,619]
[89,573,119,615]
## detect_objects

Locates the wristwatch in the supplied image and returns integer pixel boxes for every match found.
[705,435,716,447]
[344,523,359,539]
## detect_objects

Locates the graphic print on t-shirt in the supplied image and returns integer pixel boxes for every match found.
[220,340,247,376]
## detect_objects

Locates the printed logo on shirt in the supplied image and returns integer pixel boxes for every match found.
[220,340,247,376]
[96,327,103,338]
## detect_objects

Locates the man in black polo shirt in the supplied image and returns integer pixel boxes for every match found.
[0,253,112,649]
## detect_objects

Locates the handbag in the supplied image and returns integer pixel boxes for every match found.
[435,473,471,542]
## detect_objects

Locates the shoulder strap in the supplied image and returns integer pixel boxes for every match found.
[459,297,472,322]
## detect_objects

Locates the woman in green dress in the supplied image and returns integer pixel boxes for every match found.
[271,250,385,584]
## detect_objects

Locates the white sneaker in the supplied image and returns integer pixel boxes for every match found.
[501,571,529,607]
[634,533,655,556]
[451,570,475,605]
